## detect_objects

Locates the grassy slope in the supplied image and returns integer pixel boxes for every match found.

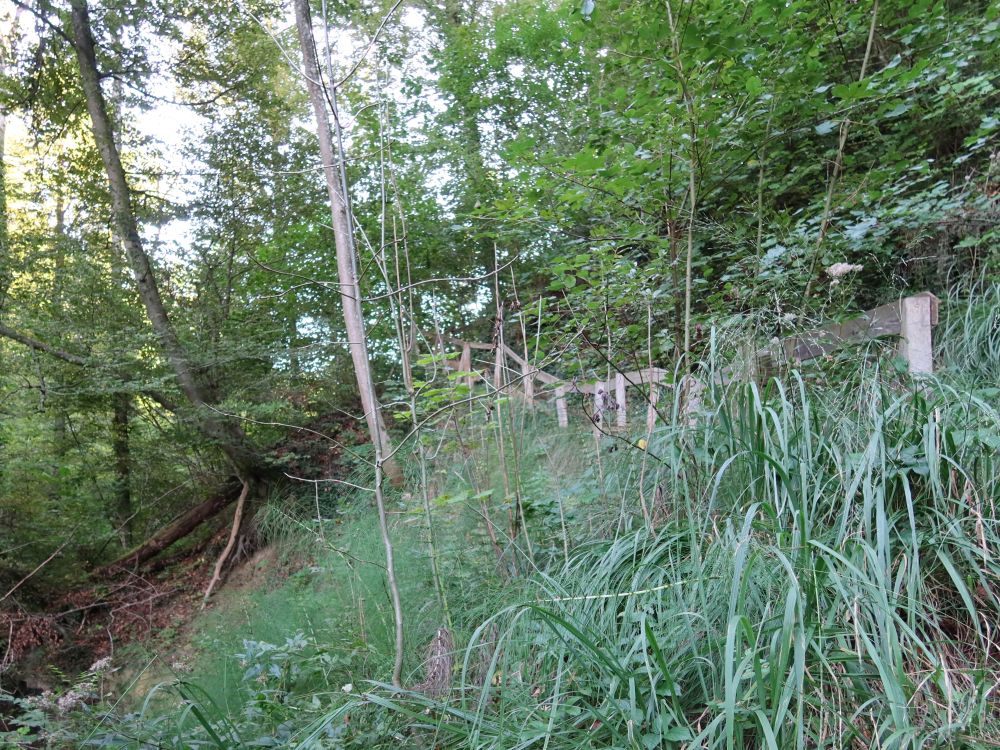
[8,296,1000,749]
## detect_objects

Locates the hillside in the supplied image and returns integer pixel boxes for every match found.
[1,0,999,747]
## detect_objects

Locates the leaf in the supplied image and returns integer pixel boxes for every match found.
[883,102,911,119]
[663,726,693,741]
[815,120,838,135]
[581,0,595,19]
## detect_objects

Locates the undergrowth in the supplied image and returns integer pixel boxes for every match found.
[3,292,1000,749]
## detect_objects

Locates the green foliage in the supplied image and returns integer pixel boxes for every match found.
[1,0,999,745]
[363,341,1000,748]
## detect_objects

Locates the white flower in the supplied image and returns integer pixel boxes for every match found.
[89,657,112,673]
[341,683,354,693]
[825,262,863,279]
[56,689,86,713]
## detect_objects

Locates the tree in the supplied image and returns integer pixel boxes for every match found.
[292,0,405,685]
[67,0,265,484]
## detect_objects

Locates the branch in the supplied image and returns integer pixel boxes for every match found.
[9,0,76,49]
[0,323,180,412]
[0,323,89,365]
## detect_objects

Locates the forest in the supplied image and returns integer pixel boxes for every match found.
[0,0,998,746]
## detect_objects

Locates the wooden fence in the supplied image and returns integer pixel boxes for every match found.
[435,291,939,432]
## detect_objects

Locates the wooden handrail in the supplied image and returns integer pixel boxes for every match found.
[430,292,938,430]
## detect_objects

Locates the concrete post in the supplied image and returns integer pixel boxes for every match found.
[594,381,607,438]
[646,383,659,434]
[615,373,627,429]
[899,294,935,375]
[522,362,535,401]
[555,385,568,428]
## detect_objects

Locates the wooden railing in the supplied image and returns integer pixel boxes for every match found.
[434,292,939,431]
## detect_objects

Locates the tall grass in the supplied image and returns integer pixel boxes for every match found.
[365,350,1000,748]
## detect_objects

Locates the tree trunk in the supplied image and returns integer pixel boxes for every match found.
[68,0,262,480]
[0,7,17,311]
[292,0,405,685]
[291,0,401,485]
[111,392,133,548]
[0,107,8,309]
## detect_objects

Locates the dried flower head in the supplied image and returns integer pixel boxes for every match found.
[89,657,112,673]
[825,262,863,279]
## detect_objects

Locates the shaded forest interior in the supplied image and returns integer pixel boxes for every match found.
[0,0,999,747]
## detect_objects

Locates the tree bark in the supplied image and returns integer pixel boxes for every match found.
[68,0,261,480]
[291,0,400,485]
[0,7,16,311]
[0,107,8,309]
[111,392,133,548]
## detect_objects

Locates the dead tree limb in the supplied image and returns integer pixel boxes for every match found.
[0,323,88,365]
[0,323,181,412]
[201,480,251,606]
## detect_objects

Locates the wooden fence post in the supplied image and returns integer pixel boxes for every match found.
[615,373,627,430]
[459,343,473,389]
[522,362,535,402]
[899,294,936,375]
[555,385,568,428]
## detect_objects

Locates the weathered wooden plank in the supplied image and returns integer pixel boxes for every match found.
[555,385,568,428]
[615,373,627,429]
[501,344,561,385]
[781,300,902,363]
[715,293,939,385]
[442,336,494,351]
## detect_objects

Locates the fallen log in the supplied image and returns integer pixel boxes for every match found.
[97,479,244,575]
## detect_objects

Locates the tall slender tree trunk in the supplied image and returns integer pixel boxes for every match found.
[291,0,399,483]
[107,60,133,548]
[0,108,7,305]
[292,0,405,686]
[0,14,13,312]
[111,392,132,547]
[49,192,69,500]
[68,0,261,480]
[0,102,7,493]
